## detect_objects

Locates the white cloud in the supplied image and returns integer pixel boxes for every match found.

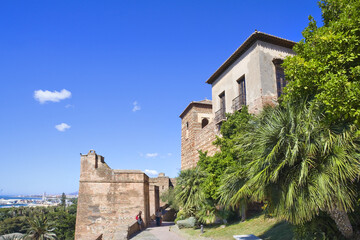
[146,153,158,158]
[34,89,71,104]
[55,123,71,132]
[167,153,172,156]
[65,104,74,109]
[144,169,158,176]
[132,101,141,112]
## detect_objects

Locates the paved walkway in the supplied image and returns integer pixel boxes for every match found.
[130,221,185,240]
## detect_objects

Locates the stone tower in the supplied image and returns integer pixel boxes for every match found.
[75,150,150,240]
[179,100,218,170]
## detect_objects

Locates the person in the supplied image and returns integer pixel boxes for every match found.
[136,211,143,230]
[155,208,162,226]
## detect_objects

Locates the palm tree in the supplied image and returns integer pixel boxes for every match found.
[218,163,249,221]
[175,167,206,217]
[224,102,360,238]
[24,214,56,240]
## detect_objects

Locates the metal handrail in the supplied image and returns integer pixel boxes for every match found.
[215,108,226,123]
[232,95,246,111]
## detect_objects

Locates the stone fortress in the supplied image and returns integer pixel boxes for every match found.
[75,150,175,239]
[75,31,295,239]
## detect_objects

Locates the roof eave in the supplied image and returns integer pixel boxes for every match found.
[205,31,296,85]
[179,101,212,119]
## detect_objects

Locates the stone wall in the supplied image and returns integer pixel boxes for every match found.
[127,222,141,238]
[194,121,218,158]
[75,150,150,240]
[149,185,159,218]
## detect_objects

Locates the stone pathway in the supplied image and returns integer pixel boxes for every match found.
[130,221,185,240]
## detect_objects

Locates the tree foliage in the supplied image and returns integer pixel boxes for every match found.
[198,107,255,202]
[211,102,359,238]
[174,167,206,218]
[60,193,66,209]
[24,214,56,240]
[282,0,360,125]
[0,216,29,235]
[0,203,77,239]
[239,102,359,236]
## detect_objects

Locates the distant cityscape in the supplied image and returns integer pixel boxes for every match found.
[0,192,78,208]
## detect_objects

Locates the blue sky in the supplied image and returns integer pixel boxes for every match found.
[0,0,322,195]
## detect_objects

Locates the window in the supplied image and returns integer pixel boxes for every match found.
[273,59,286,97]
[237,76,246,106]
[201,118,209,128]
[233,75,246,111]
[219,92,226,111]
[215,92,226,123]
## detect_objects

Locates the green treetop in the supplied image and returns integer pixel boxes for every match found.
[282,0,360,125]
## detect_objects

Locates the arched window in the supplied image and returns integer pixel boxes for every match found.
[201,118,209,128]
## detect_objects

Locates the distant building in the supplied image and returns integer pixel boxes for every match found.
[180,31,296,170]
[42,192,46,201]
